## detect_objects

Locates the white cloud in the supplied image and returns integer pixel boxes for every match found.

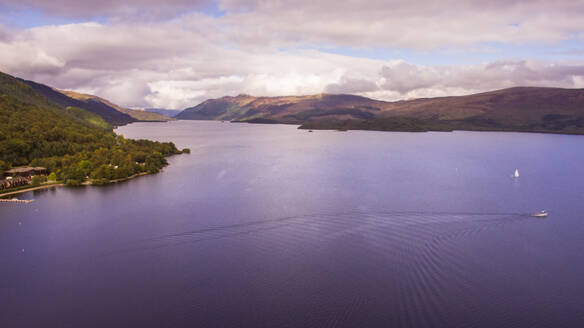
[0,1,583,108]
[212,0,584,49]
[147,76,245,109]
[371,59,584,99]
[1,0,209,18]
[322,58,584,102]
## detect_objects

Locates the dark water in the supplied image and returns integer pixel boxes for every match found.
[2,121,584,327]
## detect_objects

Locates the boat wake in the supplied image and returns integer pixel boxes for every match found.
[94,209,540,326]
[99,209,530,258]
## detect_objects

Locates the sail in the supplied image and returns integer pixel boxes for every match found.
[514,169,519,178]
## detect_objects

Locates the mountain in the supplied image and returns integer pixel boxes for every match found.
[19,78,136,126]
[176,88,584,134]
[16,77,173,125]
[0,72,110,129]
[0,71,184,185]
[175,93,385,122]
[61,91,173,122]
[144,108,181,118]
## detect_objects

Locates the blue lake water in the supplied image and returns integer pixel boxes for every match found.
[2,120,584,327]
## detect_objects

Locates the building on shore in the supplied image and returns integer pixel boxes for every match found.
[4,167,47,178]
[0,176,31,190]
[1,167,48,191]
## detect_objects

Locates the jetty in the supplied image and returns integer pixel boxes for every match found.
[0,198,34,204]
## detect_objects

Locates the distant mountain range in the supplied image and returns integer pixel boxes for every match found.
[5,70,584,134]
[176,88,584,134]
[144,108,182,118]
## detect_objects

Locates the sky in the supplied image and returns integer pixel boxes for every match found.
[0,0,583,109]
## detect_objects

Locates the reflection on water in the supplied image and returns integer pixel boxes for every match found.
[1,121,584,327]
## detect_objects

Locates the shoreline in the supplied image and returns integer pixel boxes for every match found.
[179,119,584,136]
[0,183,65,197]
[0,172,152,197]
[85,172,150,185]
[297,125,584,135]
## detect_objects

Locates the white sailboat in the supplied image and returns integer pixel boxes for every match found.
[513,169,519,178]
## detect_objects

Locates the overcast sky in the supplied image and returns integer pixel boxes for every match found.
[1,0,583,109]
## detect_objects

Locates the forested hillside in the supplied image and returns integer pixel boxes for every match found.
[21,78,136,126]
[0,72,187,185]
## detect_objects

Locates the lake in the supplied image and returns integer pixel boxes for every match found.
[2,120,584,327]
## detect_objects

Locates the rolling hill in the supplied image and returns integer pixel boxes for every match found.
[61,91,173,122]
[176,87,584,134]
[16,77,172,125]
[20,78,136,126]
[175,93,386,123]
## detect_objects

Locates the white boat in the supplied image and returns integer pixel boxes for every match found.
[531,210,548,218]
[513,169,519,178]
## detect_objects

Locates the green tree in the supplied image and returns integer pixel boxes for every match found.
[65,179,82,186]
[0,159,8,176]
[78,160,93,176]
[31,175,46,187]
[145,152,167,174]
[47,172,57,181]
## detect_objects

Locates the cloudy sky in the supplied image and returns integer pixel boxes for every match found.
[0,0,583,109]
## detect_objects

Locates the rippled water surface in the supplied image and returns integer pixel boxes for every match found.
[2,121,584,327]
